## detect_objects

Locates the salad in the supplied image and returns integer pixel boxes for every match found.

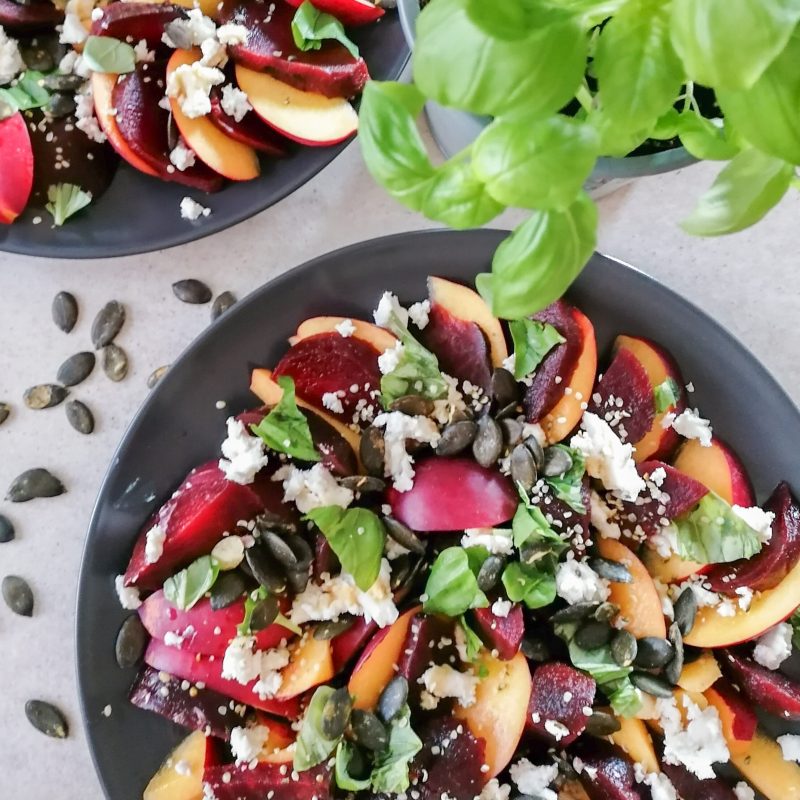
[0,0,385,226]
[115,276,800,800]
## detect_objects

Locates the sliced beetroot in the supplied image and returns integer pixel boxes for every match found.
[90,2,185,48]
[471,604,524,661]
[397,613,457,705]
[123,460,296,589]
[221,0,369,98]
[204,762,332,800]
[209,92,289,156]
[387,457,518,532]
[720,650,800,720]
[706,677,757,743]
[312,532,340,579]
[537,477,591,547]
[112,62,224,192]
[523,300,583,423]
[705,482,800,594]
[659,761,737,800]
[331,617,377,671]
[421,301,493,396]
[570,739,645,800]
[273,332,382,422]
[283,0,384,26]
[526,662,595,746]
[129,665,247,739]
[587,347,654,444]
[0,0,63,30]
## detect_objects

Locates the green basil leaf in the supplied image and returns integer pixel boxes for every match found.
[501,561,556,608]
[82,35,136,75]
[594,0,683,133]
[464,0,569,39]
[790,608,800,651]
[335,741,371,791]
[558,0,627,28]
[482,193,598,320]
[544,446,587,514]
[0,70,51,112]
[294,686,342,771]
[670,0,800,90]
[472,113,599,211]
[565,634,632,685]
[464,545,491,576]
[652,108,681,140]
[681,148,793,236]
[250,375,320,462]
[508,318,565,379]
[414,0,586,118]
[291,0,360,59]
[458,615,484,661]
[45,183,92,227]
[163,555,220,610]
[237,587,302,636]
[677,112,741,161]
[607,678,642,718]
[370,706,423,794]
[590,108,652,158]
[653,377,681,414]
[359,81,504,229]
[512,503,569,558]
[424,547,489,617]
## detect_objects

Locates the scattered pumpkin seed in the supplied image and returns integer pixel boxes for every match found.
[147,365,169,389]
[102,344,128,382]
[593,602,620,623]
[500,417,523,447]
[494,401,519,421]
[630,671,674,699]
[250,596,279,632]
[166,111,179,150]
[664,623,684,686]
[339,475,386,494]
[285,535,313,572]
[575,620,613,650]
[25,700,68,739]
[43,73,84,91]
[542,447,573,477]
[245,545,287,594]
[172,279,212,304]
[0,514,14,543]
[2,575,33,616]
[390,553,426,594]
[477,555,505,592]
[390,394,435,417]
[350,709,388,751]
[491,368,520,408]
[115,615,147,669]
[436,419,478,456]
[260,530,298,570]
[322,686,353,739]
[285,566,310,595]
[520,636,551,663]
[550,602,599,624]
[56,352,95,387]
[588,557,632,584]
[520,541,554,566]
[633,637,674,669]
[65,400,94,435]
[91,301,125,349]
[256,510,298,536]
[510,444,537,491]
[24,383,68,410]
[209,571,247,611]
[0,402,9,426]
[7,468,65,502]
[46,92,76,118]
[523,435,545,470]
[384,517,425,554]
[20,44,54,71]
[211,291,237,321]
[673,587,697,637]
[610,630,638,667]
[472,415,503,468]
[585,710,621,736]
[377,675,408,723]
[360,426,386,477]
[314,616,356,640]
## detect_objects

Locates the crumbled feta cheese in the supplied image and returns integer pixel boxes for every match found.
[454,623,470,662]
[217,22,249,46]
[373,291,408,329]
[165,8,216,47]
[221,636,290,699]
[556,558,610,605]
[778,734,800,763]
[650,524,678,559]
[75,82,107,143]
[653,579,675,620]
[0,27,24,85]
[509,759,558,800]
[114,575,141,610]
[166,61,224,118]
[663,408,713,447]
[170,139,197,171]
[200,37,227,68]
[180,197,211,220]
[60,12,88,45]
[502,353,516,374]
[334,318,356,337]
[134,39,155,63]
[230,725,269,765]
[408,300,431,329]
[544,719,569,741]
[321,391,344,415]
[571,413,645,501]
[145,524,166,564]
[491,599,512,618]
[590,490,622,539]
[461,528,514,555]
[164,625,194,648]
[735,586,753,612]
[219,417,269,485]
[220,83,251,122]
[733,783,755,800]
[276,463,353,513]
[753,622,792,670]
[431,373,468,426]
[477,778,511,800]
[372,411,440,493]
[633,764,677,800]
[419,690,438,711]
[419,665,479,708]
[732,505,774,544]
[377,341,404,375]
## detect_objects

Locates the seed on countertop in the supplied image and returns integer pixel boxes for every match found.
[102,344,129,382]
[435,419,477,457]
[664,623,684,686]
[322,686,353,739]
[25,700,68,739]
[0,402,9,425]
[360,426,386,477]
[472,415,503,468]
[65,400,94,434]
[7,468,65,502]
[542,446,573,477]
[390,394,435,417]
[523,435,545,470]
[477,555,505,592]
[550,601,598,624]
[2,575,33,616]
[611,630,638,667]
[339,475,386,494]
[249,596,279,632]
[91,301,125,349]
[24,383,68,410]
[147,365,169,389]
[377,675,408,723]
[52,291,78,333]
[57,352,96,387]
[115,615,147,669]
[575,620,613,650]
[633,637,674,669]
[510,444,537,491]
[491,367,520,408]
[589,557,632,584]
[673,586,697,637]
[173,279,212,305]
[211,291,237,321]
[314,616,356,640]
[384,517,425,554]
[0,514,14,543]
[630,671,675,699]
[585,711,621,736]
[350,709,388,751]
[209,571,247,611]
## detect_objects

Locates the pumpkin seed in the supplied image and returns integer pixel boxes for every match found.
[491,368,520,408]
[377,675,408,723]
[664,623,684,686]
[250,596,279,632]
[510,444,537,491]
[65,400,94,435]
[322,686,353,739]
[260,530,298,570]
[360,426,386,477]
[115,615,147,669]
[314,616,356,640]
[52,291,78,333]
[0,514,14,543]
[211,291,237,321]
[339,475,386,494]
[585,711,621,736]
[523,435,545,470]
[25,700,68,738]
[285,535,313,571]
[147,365,169,389]
[2,575,33,616]
[172,278,212,305]
[43,73,84,91]
[390,395,435,416]
[286,566,310,595]
[519,541,554,566]
[494,401,519,421]
[102,344,128,382]
[630,671,674,699]
[256,510,298,536]
[472,415,503,468]
[550,602,598,624]
[384,517,425,554]
[91,301,125,349]
[7,468,65,502]
[210,536,245,570]
[209,571,247,611]
[521,636,551,663]
[46,92,76,118]
[21,44,54,71]
[610,630,638,667]
[166,111,179,150]
[24,384,67,410]
[0,402,9,425]
[575,620,613,650]
[477,555,505,592]
[57,352,96,387]
[633,637,674,669]
[350,709,388,751]
[588,557,632,584]
[245,546,287,594]
[343,742,370,780]
[673,587,697,637]
[436,419,478,456]
[500,417,523,447]
[594,602,620,623]
[542,447,573,477]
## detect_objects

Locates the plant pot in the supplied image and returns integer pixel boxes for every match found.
[397,0,696,196]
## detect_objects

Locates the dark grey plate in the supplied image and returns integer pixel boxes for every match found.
[0,15,407,260]
[76,229,800,799]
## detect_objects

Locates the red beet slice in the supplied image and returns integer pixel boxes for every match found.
[273,332,381,422]
[526,662,595,746]
[523,300,583,423]
[537,477,591,548]
[112,62,224,192]
[283,0,384,26]
[123,460,296,589]
[387,457,518,532]
[659,760,737,800]
[209,92,289,156]
[90,2,185,48]
[331,617,377,671]
[471,604,524,661]
[570,739,645,800]
[0,0,63,30]
[129,665,248,739]
[220,0,369,98]
[587,347,654,444]
[204,762,332,800]
[397,613,457,705]
[312,533,340,579]
[720,650,800,720]
[421,301,493,396]
[705,482,800,594]
[706,678,757,743]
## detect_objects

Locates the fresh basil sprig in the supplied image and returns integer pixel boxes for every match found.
[653,377,681,413]
[46,183,92,227]
[294,686,342,771]
[458,615,484,661]
[82,35,136,75]
[291,1,360,58]
[508,318,565,380]
[163,555,220,610]
[423,547,488,617]
[370,706,423,794]
[543,445,587,514]
[0,70,51,114]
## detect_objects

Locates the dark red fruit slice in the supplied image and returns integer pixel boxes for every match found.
[536,477,591,548]
[273,332,381,422]
[397,613,456,705]
[705,482,800,594]
[526,662,596,746]
[90,2,185,48]
[570,738,645,800]
[283,0,384,26]
[472,604,523,661]
[220,0,369,98]
[659,761,737,800]
[331,617,377,671]
[312,533,340,579]
[129,665,247,739]
[720,650,800,720]
[112,62,223,192]
[0,0,63,30]
[209,92,289,156]
[204,762,332,800]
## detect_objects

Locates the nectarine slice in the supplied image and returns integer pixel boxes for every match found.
[677,650,721,693]
[704,679,757,756]
[673,436,755,506]
[642,548,706,585]
[289,316,397,353]
[608,715,659,774]
[143,730,208,800]
[275,633,334,699]
[0,112,34,224]
[730,732,800,800]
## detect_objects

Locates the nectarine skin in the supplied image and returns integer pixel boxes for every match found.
[208,93,290,156]
[673,436,755,506]
[0,112,34,224]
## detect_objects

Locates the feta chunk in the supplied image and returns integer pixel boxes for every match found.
[0,27,24,85]
[373,291,408,329]
[663,408,713,447]
[377,341,404,375]
[408,300,431,329]
[477,779,511,800]
[778,734,800,763]
[509,759,558,800]
[633,764,678,800]
[733,783,755,800]
[753,622,792,670]
[230,725,269,765]
[164,8,216,47]
[114,575,141,610]
[217,22,249,46]
[75,82,107,143]
[166,61,224,119]
[276,463,353,513]
[555,558,610,605]
[169,139,197,171]
[419,664,479,708]
[491,599,513,618]
[372,411,440,493]
[321,391,344,415]
[133,39,155,63]
[60,12,89,45]
[732,504,774,544]
[334,318,356,337]
[220,83,251,122]
[145,524,166,564]
[461,528,514,555]
[219,417,269,485]
[590,490,622,539]
[221,636,290,699]
[180,197,211,220]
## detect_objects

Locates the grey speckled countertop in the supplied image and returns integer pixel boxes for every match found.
[0,137,798,799]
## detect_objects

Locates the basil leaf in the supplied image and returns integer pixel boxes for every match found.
[163,555,220,610]
[45,183,92,227]
[458,615,484,661]
[566,634,632,685]
[370,706,423,794]
[335,741,371,791]
[424,547,488,617]
[82,35,136,75]
[250,375,320,462]
[294,686,342,771]
[481,192,597,320]
[512,503,568,558]
[558,0,627,28]
[677,113,740,161]
[464,0,568,40]
[0,70,51,112]
[544,446,587,514]
[790,609,800,651]
[291,0,360,59]
[464,545,491,576]
[237,586,301,636]
[674,492,763,565]
[607,678,642,718]
[508,319,565,380]
[305,506,385,591]
[501,561,556,609]
[681,149,794,236]
[653,377,681,414]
